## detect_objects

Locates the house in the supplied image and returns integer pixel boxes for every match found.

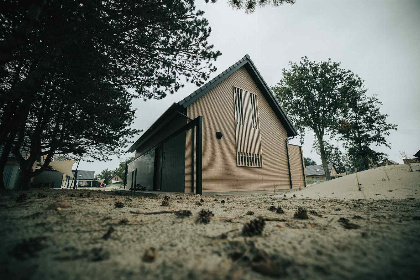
[127,55,305,194]
[66,170,95,187]
[33,169,66,188]
[305,164,337,182]
[2,153,21,190]
[110,175,123,184]
[403,150,420,164]
[2,147,75,189]
[33,160,75,188]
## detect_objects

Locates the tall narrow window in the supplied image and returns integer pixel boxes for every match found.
[233,87,262,167]
[234,87,244,125]
[250,93,259,128]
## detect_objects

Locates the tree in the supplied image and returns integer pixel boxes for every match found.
[312,142,349,174]
[338,94,397,171]
[206,0,295,13]
[95,169,114,185]
[113,157,135,184]
[0,0,221,188]
[304,157,317,167]
[11,69,137,188]
[273,57,364,180]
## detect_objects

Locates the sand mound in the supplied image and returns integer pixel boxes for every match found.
[287,163,420,200]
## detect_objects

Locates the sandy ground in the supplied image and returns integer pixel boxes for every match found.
[0,164,419,280]
[287,163,420,200]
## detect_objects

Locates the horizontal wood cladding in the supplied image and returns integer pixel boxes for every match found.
[287,144,305,189]
[185,66,290,192]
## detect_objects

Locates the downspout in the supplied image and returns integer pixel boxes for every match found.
[285,138,293,189]
[299,146,307,188]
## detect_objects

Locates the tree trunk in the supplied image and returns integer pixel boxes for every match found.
[316,134,331,180]
[0,132,18,190]
[18,169,32,190]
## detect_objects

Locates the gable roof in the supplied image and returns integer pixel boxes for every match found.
[128,54,297,152]
[128,103,184,152]
[178,54,297,136]
[305,164,334,176]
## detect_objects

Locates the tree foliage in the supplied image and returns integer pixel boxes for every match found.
[95,169,114,185]
[312,141,349,174]
[338,94,397,171]
[274,57,396,176]
[95,157,134,185]
[206,0,295,13]
[303,157,317,167]
[273,57,364,179]
[113,157,134,184]
[0,0,221,188]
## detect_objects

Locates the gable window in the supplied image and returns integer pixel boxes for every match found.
[234,87,244,125]
[233,87,262,167]
[250,92,259,128]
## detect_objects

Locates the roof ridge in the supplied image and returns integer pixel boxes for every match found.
[178,54,249,106]
[128,54,298,153]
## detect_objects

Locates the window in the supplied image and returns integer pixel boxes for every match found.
[250,93,259,128]
[233,87,262,167]
[234,87,244,125]
[236,152,262,167]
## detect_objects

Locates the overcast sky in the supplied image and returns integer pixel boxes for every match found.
[79,0,420,174]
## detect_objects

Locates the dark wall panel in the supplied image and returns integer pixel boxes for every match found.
[127,150,155,190]
[33,171,63,188]
[161,131,186,192]
[135,113,187,156]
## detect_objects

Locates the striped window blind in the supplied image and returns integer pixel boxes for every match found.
[233,87,262,167]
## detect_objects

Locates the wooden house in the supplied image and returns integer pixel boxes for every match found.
[71,170,95,187]
[111,175,123,184]
[127,55,305,193]
[305,164,337,182]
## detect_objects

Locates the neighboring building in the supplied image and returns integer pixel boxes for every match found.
[127,55,305,193]
[403,150,420,164]
[1,147,26,189]
[305,164,337,182]
[69,170,95,187]
[380,159,398,166]
[33,160,75,188]
[2,148,74,189]
[3,157,20,190]
[33,170,65,188]
[110,175,123,184]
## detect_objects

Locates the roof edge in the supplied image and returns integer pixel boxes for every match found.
[127,103,184,152]
[178,54,297,137]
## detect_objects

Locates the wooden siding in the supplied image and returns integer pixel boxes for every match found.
[185,66,290,192]
[287,144,305,189]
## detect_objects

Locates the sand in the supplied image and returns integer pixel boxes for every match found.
[287,163,420,200]
[0,163,419,280]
